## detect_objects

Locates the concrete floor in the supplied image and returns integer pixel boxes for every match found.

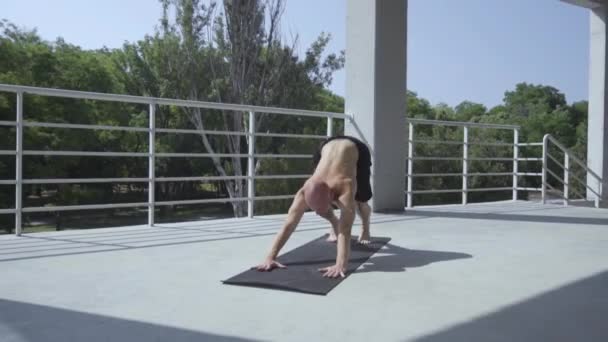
[1,201,607,342]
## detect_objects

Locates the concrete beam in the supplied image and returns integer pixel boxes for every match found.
[587,6,608,199]
[560,0,606,9]
[345,0,408,212]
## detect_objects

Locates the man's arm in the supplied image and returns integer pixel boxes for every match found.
[256,189,308,271]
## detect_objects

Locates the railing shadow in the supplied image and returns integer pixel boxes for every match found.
[406,209,608,226]
[413,270,608,342]
[0,214,426,262]
[0,299,258,342]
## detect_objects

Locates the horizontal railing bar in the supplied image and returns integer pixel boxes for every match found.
[545,168,567,186]
[467,172,513,176]
[255,154,312,159]
[517,172,543,176]
[468,157,514,161]
[24,121,149,132]
[564,170,602,198]
[409,157,516,161]
[546,135,604,183]
[254,132,327,139]
[155,197,249,206]
[157,176,246,182]
[156,128,246,136]
[517,158,543,161]
[24,151,148,157]
[409,172,543,178]
[157,153,312,159]
[406,118,520,130]
[466,187,513,192]
[0,180,16,185]
[411,139,463,146]
[517,187,542,191]
[156,153,247,158]
[22,202,148,213]
[0,120,16,127]
[21,151,314,159]
[544,181,584,200]
[0,150,16,155]
[408,157,463,161]
[566,184,586,200]
[254,195,296,201]
[411,173,462,177]
[518,142,543,147]
[255,174,310,180]
[407,189,464,194]
[0,84,346,119]
[544,182,568,200]
[407,187,514,194]
[0,208,16,214]
[156,175,309,182]
[467,141,513,147]
[547,153,566,170]
[23,178,150,184]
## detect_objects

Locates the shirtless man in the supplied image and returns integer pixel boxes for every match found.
[254,135,372,278]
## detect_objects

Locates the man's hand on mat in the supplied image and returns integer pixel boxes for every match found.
[318,264,346,278]
[255,259,286,272]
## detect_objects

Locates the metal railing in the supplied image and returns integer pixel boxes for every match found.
[0,84,348,235]
[406,119,544,208]
[406,120,605,209]
[541,134,605,208]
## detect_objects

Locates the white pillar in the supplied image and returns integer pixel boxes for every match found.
[345,0,408,212]
[587,6,608,200]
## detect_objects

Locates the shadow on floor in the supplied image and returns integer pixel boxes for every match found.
[355,243,473,273]
[413,270,608,342]
[0,299,258,342]
[0,215,426,263]
[406,210,608,226]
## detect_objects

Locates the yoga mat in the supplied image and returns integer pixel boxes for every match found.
[223,235,390,295]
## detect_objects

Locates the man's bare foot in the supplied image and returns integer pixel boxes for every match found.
[326,233,337,243]
[358,230,371,245]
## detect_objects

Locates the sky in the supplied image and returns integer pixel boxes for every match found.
[2,0,591,109]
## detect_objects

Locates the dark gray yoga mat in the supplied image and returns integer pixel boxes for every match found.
[222,235,391,295]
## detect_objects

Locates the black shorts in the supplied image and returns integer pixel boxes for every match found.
[312,135,372,202]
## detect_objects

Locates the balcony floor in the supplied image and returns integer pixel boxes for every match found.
[1,200,608,342]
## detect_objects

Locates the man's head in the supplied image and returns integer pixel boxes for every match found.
[303,180,332,215]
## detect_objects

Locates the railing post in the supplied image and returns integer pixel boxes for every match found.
[542,135,548,204]
[327,116,333,137]
[595,183,601,209]
[247,111,256,218]
[563,153,569,206]
[462,126,468,205]
[148,102,156,226]
[407,122,414,208]
[513,129,519,201]
[15,92,23,236]
[597,182,603,209]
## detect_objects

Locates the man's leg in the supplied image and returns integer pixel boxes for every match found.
[318,208,340,242]
[356,201,371,244]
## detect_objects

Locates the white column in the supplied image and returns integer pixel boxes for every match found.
[587,6,608,200]
[345,0,408,212]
